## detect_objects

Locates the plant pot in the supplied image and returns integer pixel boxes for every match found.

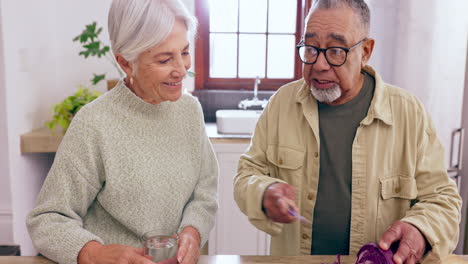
[107,79,119,90]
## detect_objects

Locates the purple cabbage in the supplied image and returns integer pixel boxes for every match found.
[355,243,396,264]
[322,243,397,264]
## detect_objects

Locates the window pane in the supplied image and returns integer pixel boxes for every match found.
[210,33,238,78]
[267,35,295,79]
[209,0,238,32]
[239,34,266,78]
[239,0,267,33]
[268,0,297,33]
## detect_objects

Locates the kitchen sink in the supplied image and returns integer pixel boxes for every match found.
[216,109,263,134]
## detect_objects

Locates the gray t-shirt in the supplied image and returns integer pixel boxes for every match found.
[311,71,375,255]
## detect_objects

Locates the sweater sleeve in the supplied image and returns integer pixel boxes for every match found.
[178,105,219,247]
[26,112,105,264]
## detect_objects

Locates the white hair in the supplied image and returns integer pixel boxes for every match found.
[310,84,342,103]
[310,0,370,35]
[108,0,197,62]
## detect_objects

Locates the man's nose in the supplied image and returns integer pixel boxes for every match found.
[313,51,331,71]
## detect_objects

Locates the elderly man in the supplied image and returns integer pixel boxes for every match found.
[233,0,462,263]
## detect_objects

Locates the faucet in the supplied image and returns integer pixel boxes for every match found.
[238,76,269,110]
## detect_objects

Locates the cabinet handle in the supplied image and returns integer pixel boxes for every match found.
[448,128,464,187]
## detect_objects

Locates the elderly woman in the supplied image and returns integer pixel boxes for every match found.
[26,1,218,264]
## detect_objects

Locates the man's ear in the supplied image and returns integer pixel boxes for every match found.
[115,54,132,77]
[361,38,375,67]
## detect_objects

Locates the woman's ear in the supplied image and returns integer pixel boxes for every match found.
[361,38,375,67]
[115,54,133,77]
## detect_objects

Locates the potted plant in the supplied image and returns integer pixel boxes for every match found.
[45,86,101,132]
[73,21,123,89]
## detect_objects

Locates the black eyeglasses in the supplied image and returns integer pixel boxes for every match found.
[296,38,367,66]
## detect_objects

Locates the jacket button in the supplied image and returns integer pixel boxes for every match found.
[395,187,401,193]
[314,152,318,158]
[308,192,314,200]
[302,234,309,239]
[278,159,283,165]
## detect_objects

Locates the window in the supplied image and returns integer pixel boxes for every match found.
[195,0,312,90]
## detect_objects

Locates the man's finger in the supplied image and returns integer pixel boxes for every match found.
[405,254,417,264]
[379,222,402,250]
[283,185,296,200]
[393,239,417,264]
[277,197,291,215]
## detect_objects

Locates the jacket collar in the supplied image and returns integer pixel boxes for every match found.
[295,65,393,126]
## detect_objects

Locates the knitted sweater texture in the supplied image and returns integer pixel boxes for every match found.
[26,81,218,264]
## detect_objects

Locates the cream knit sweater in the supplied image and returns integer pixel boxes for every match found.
[26,81,218,264]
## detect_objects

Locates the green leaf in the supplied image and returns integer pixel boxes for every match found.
[46,121,55,130]
[57,117,70,130]
[79,50,90,58]
[91,74,106,85]
[80,34,89,43]
[187,71,196,78]
[74,21,121,84]
[46,85,103,132]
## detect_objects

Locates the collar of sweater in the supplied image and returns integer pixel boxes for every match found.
[109,80,174,118]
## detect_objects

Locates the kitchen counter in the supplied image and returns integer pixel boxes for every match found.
[1,255,467,264]
[20,123,251,153]
[204,123,251,144]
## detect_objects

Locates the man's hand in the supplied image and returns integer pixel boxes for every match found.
[77,241,154,264]
[262,183,298,223]
[177,226,201,264]
[379,221,427,264]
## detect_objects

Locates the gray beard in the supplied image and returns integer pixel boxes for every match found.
[310,83,342,103]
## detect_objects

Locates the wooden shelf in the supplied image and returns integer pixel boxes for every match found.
[20,127,64,153]
[20,125,250,154]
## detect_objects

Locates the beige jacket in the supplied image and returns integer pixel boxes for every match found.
[234,66,461,263]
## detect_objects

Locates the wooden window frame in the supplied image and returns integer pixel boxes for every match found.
[194,0,312,91]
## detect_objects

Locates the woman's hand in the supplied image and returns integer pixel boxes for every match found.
[78,241,154,264]
[177,226,201,264]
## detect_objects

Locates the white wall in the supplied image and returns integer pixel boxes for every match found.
[0,0,196,255]
[0,0,111,255]
[369,0,468,167]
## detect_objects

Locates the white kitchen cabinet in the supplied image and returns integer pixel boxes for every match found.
[208,142,270,256]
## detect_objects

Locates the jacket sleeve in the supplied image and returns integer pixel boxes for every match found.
[178,104,219,247]
[401,109,462,263]
[233,102,286,235]
[26,114,105,264]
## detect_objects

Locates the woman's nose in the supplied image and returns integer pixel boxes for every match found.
[172,57,188,77]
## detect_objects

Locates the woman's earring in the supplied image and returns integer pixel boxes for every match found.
[126,76,134,87]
